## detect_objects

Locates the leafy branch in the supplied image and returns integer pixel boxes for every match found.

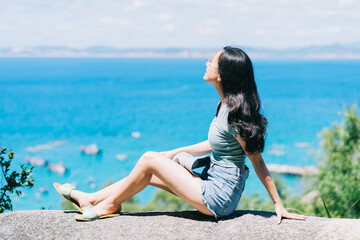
[0,146,34,213]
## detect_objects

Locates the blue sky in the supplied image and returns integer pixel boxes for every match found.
[0,0,359,49]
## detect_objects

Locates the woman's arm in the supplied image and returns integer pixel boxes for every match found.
[159,140,212,159]
[235,135,306,224]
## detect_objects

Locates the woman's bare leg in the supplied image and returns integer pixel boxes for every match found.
[149,175,177,195]
[88,175,177,203]
[85,151,213,217]
[70,175,176,209]
[70,177,129,209]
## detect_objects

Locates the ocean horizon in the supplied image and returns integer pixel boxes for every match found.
[1,58,359,211]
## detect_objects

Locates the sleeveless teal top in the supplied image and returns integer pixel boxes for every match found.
[208,102,246,168]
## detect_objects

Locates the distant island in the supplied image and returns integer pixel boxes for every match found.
[1,43,360,59]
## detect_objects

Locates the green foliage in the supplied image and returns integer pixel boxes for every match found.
[141,190,193,212]
[0,146,34,213]
[237,173,285,212]
[237,173,305,215]
[315,104,360,218]
[61,198,78,211]
[237,173,326,217]
[237,193,274,212]
[321,196,332,218]
[239,105,360,219]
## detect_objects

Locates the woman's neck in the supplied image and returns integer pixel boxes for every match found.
[213,82,225,106]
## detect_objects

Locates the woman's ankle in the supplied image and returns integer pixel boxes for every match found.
[88,193,103,206]
[70,189,81,200]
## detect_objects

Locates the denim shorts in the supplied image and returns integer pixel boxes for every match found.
[193,161,250,218]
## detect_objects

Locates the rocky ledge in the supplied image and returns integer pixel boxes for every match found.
[1,210,359,240]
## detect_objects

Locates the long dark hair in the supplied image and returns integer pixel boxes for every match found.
[218,46,268,154]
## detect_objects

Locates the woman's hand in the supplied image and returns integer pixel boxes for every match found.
[275,203,307,224]
[158,150,178,159]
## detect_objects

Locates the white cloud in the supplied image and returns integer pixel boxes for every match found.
[69,1,84,10]
[206,19,220,25]
[98,17,129,26]
[0,21,10,32]
[294,27,340,36]
[56,24,72,31]
[10,4,28,12]
[157,13,172,22]
[0,0,359,48]
[221,1,249,12]
[158,13,175,32]
[305,5,336,17]
[197,26,214,35]
[125,0,148,11]
[325,27,340,34]
[196,19,219,35]
[163,23,175,32]
[255,29,265,35]
[338,0,355,6]
[18,18,32,25]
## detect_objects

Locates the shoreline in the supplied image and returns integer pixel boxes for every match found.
[2,44,360,59]
[1,53,360,60]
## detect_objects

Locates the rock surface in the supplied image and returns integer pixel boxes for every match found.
[1,210,360,240]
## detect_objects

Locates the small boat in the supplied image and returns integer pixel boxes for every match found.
[39,187,48,194]
[86,176,95,183]
[25,140,67,153]
[49,140,67,146]
[47,162,66,174]
[26,156,47,166]
[35,192,41,199]
[80,143,101,155]
[131,131,141,138]
[26,144,54,153]
[116,153,128,161]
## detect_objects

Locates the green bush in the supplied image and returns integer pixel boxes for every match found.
[238,105,360,219]
[237,173,306,215]
[315,104,360,218]
[141,190,193,212]
[0,146,34,213]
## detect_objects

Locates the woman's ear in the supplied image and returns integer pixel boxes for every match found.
[217,75,221,83]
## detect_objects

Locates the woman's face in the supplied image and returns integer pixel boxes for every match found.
[203,49,223,84]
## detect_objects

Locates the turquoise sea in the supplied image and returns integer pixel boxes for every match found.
[1,58,359,211]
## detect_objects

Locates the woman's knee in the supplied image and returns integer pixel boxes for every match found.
[138,151,159,168]
[141,151,158,160]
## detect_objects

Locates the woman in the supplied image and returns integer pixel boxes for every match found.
[54,46,306,223]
